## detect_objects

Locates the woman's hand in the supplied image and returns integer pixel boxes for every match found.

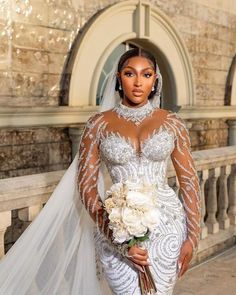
[177,239,193,278]
[127,245,150,272]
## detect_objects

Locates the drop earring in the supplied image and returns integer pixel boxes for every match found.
[118,79,122,90]
[152,85,155,91]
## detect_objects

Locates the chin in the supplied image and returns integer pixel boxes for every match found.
[128,96,146,105]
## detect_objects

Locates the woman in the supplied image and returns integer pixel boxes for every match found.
[77,48,201,294]
[0,48,200,295]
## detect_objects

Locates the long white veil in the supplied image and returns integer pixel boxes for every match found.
[0,53,162,295]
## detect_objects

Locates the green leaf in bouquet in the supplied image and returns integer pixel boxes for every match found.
[136,235,149,242]
[128,238,136,248]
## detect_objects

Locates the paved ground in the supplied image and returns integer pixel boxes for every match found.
[174,246,236,295]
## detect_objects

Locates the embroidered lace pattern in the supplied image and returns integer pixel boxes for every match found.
[77,106,201,294]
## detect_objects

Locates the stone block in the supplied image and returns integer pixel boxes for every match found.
[48,53,67,74]
[12,22,48,51]
[46,74,62,98]
[206,221,219,234]
[12,47,49,73]
[48,4,77,31]
[195,68,227,86]
[172,15,199,35]
[48,28,73,53]
[0,127,69,146]
[0,0,10,22]
[221,56,233,71]
[194,37,235,57]
[196,5,219,25]
[181,33,197,52]
[0,127,71,179]
[11,71,47,98]
[12,0,48,26]
[191,53,222,70]
[188,119,228,149]
[0,71,12,97]
[218,26,233,42]
[200,22,218,39]
[0,23,10,70]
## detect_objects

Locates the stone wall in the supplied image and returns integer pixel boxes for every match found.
[1,0,235,108]
[0,126,71,179]
[0,0,236,178]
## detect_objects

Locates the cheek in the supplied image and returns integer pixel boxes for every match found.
[122,79,133,92]
[143,80,154,92]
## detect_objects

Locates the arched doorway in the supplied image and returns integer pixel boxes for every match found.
[68,0,195,111]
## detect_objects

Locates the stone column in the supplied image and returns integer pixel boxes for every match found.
[228,119,236,145]
[228,164,236,225]
[205,167,220,234]
[69,125,85,159]
[200,169,208,239]
[218,165,230,229]
[0,211,11,258]
[18,204,43,222]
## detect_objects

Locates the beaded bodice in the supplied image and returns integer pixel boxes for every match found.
[99,125,174,187]
[77,101,201,250]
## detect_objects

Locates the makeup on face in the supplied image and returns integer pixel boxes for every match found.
[118,56,157,107]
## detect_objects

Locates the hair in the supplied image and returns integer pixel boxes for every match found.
[115,48,159,99]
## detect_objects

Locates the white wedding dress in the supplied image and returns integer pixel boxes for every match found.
[0,99,200,295]
[77,100,201,295]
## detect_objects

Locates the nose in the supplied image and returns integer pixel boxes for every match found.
[134,75,142,87]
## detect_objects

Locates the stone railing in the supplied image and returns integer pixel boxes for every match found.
[0,146,236,260]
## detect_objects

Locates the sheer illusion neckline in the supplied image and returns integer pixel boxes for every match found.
[100,122,173,157]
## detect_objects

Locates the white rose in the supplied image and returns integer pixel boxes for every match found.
[109,207,122,223]
[127,224,147,237]
[126,191,153,211]
[112,227,131,243]
[121,207,147,237]
[141,208,161,230]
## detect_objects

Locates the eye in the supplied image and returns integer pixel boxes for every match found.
[124,71,134,77]
[144,72,153,78]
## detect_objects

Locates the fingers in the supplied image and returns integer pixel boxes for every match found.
[131,246,148,256]
[128,246,150,266]
[177,239,194,278]
[177,252,191,278]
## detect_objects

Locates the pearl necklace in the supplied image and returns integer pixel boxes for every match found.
[113,100,155,126]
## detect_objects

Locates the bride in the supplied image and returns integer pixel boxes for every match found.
[0,48,201,295]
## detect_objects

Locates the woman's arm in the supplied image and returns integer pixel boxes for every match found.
[168,112,201,276]
[77,113,110,236]
[77,113,149,268]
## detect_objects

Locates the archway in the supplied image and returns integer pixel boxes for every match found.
[68,0,195,109]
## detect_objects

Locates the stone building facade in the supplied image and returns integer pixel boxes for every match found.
[0,0,236,250]
[0,0,236,179]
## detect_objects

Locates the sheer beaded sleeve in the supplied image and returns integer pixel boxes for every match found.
[77,113,110,237]
[166,112,201,251]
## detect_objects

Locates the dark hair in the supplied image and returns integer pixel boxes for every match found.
[115,48,158,99]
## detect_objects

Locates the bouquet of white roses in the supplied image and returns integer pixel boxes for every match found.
[104,178,160,294]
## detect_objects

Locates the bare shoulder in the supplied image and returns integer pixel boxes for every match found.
[153,107,173,120]
[100,108,114,117]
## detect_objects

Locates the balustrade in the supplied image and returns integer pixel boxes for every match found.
[0,146,236,258]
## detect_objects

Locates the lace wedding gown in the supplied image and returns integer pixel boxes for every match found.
[77,100,201,295]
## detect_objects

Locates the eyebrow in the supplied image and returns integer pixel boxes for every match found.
[122,66,154,72]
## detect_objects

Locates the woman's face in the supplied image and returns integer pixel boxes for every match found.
[117,56,157,106]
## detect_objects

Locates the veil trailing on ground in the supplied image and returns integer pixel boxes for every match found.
[0,54,162,295]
